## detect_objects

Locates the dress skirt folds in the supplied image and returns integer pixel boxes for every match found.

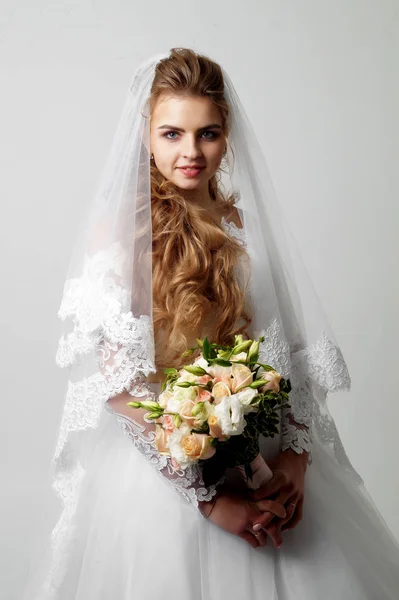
[23,382,399,600]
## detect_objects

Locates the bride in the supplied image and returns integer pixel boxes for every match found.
[23,48,399,599]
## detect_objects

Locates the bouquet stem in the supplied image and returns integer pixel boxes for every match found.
[237,453,273,490]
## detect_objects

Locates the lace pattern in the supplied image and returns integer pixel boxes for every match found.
[221,217,361,480]
[44,215,362,597]
[221,216,247,246]
[104,401,223,509]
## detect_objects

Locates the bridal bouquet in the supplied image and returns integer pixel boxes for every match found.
[127,334,291,490]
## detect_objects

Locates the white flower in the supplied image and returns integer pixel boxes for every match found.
[194,355,210,370]
[166,385,197,411]
[177,370,199,383]
[234,387,259,414]
[158,389,173,408]
[212,395,246,436]
[230,351,248,363]
[167,423,197,469]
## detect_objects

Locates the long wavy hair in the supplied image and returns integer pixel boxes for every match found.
[149,48,252,369]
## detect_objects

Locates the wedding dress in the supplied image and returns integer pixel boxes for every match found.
[21,51,399,599]
[22,217,399,600]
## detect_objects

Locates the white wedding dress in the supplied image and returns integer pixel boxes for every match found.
[23,219,399,600]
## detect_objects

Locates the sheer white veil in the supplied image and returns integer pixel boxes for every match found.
[27,49,362,598]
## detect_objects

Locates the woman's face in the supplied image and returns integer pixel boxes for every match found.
[150,94,226,193]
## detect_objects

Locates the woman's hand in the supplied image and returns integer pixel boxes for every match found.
[250,449,308,548]
[202,489,287,549]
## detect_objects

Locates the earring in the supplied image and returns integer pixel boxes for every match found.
[151,153,154,160]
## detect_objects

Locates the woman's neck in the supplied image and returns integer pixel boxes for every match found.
[181,186,215,210]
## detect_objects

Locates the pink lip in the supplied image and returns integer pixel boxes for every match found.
[178,166,205,178]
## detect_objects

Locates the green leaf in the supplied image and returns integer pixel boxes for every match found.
[163,367,178,375]
[249,379,268,388]
[202,337,212,360]
[217,349,232,360]
[146,411,162,420]
[256,362,274,371]
[126,401,141,408]
[183,365,208,375]
[209,358,232,367]
[232,339,253,354]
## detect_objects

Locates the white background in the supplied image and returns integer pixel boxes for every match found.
[0,1,398,598]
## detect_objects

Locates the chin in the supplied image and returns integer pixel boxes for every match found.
[175,179,204,190]
[170,173,208,191]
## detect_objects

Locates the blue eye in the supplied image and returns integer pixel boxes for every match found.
[201,131,217,140]
[164,131,179,140]
[163,130,220,141]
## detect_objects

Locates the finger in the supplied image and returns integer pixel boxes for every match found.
[282,498,303,531]
[254,499,287,520]
[278,499,297,528]
[250,472,286,501]
[263,521,283,548]
[239,530,259,549]
[253,493,291,529]
[248,527,267,547]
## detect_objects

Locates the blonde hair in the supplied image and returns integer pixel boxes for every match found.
[149,48,252,369]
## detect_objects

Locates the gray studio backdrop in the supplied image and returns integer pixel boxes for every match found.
[1,2,398,599]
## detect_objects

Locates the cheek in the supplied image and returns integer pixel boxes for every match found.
[206,142,225,166]
[154,143,177,171]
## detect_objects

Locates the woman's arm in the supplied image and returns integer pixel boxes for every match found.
[106,385,287,546]
[105,378,223,517]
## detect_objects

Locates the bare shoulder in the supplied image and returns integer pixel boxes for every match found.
[223,204,243,229]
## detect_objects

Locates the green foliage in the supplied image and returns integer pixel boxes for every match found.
[201,382,292,487]
[156,333,294,488]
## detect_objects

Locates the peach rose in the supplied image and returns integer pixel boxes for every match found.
[196,374,213,386]
[259,369,282,393]
[179,399,211,428]
[211,381,231,405]
[181,433,216,461]
[231,363,254,393]
[208,413,228,441]
[207,363,233,388]
[154,426,170,455]
[195,387,212,403]
[162,414,175,432]
[178,399,197,428]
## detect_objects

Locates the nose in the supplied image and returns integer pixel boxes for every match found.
[182,134,203,160]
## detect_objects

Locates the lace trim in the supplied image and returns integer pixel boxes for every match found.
[54,239,157,457]
[53,374,107,461]
[280,407,312,462]
[220,216,247,246]
[43,220,362,596]
[221,217,361,483]
[56,241,155,381]
[104,403,222,508]
[281,420,312,455]
[291,332,351,393]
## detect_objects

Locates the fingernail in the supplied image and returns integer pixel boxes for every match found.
[253,523,261,532]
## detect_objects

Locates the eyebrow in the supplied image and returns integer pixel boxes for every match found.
[157,124,222,132]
